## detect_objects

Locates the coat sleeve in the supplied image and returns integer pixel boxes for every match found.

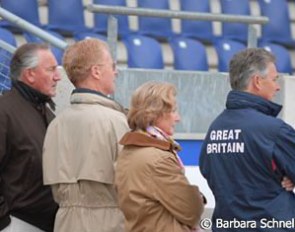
[111,115,129,162]
[151,153,204,228]
[273,123,295,182]
[0,111,11,229]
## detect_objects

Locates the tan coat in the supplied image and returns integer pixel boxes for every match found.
[115,132,204,232]
[43,92,130,232]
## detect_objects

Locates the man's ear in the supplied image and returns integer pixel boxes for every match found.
[252,75,262,91]
[21,68,36,84]
[90,65,101,80]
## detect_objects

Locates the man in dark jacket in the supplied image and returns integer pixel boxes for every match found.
[0,43,61,231]
[200,48,295,232]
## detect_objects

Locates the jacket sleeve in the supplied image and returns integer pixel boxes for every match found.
[112,116,129,162]
[273,123,295,182]
[0,112,11,229]
[151,153,204,228]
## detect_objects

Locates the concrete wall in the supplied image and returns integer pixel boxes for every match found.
[54,68,294,131]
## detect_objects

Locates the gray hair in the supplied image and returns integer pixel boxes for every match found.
[10,43,50,81]
[229,47,276,91]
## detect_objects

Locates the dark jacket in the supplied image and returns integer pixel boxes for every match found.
[200,90,295,232]
[0,83,58,231]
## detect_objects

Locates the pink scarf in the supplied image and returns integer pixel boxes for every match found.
[145,126,185,172]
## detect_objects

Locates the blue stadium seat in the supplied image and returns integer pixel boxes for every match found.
[92,0,130,38]
[122,35,164,69]
[259,42,293,75]
[219,0,250,44]
[169,37,209,71]
[0,0,42,33]
[137,0,174,41]
[180,0,215,44]
[214,39,246,72]
[0,28,17,46]
[46,0,89,36]
[23,31,65,65]
[258,0,295,48]
[0,28,17,91]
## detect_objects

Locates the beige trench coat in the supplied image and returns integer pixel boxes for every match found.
[43,92,130,232]
[115,132,204,232]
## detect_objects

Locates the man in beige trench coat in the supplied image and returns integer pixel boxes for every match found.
[42,38,129,232]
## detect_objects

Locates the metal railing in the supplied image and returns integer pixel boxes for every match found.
[0,7,68,50]
[0,40,16,53]
[86,4,269,50]
[87,4,268,24]
[0,41,14,94]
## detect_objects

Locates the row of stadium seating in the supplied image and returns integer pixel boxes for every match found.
[0,0,295,47]
[0,26,293,75]
[0,0,294,91]
[122,35,293,75]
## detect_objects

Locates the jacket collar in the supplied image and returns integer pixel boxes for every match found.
[226,90,282,117]
[70,88,126,114]
[120,131,180,152]
[72,88,106,97]
[13,80,55,110]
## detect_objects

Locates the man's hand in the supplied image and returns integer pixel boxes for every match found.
[281,176,294,191]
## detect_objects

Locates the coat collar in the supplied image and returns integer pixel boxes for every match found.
[70,89,126,114]
[13,80,55,111]
[120,131,180,152]
[226,90,282,117]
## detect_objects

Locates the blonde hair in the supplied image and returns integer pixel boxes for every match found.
[62,38,110,85]
[128,81,177,130]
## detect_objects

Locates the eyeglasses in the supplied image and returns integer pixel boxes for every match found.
[112,62,117,71]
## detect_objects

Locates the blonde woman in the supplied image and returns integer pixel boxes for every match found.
[115,81,204,232]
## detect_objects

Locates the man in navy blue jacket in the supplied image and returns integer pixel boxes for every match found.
[200,48,295,232]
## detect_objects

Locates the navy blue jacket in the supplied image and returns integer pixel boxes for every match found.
[200,90,295,232]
